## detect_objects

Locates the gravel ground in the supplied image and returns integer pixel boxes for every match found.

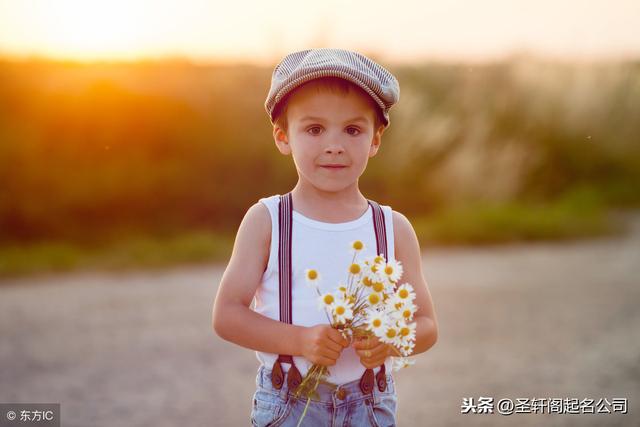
[1,215,638,427]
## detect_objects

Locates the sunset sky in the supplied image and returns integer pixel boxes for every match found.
[0,0,638,64]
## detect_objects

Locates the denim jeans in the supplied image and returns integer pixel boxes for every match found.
[250,365,398,427]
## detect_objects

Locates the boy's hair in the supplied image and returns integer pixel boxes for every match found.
[272,77,387,135]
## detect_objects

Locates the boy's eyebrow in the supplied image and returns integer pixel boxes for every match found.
[299,115,370,124]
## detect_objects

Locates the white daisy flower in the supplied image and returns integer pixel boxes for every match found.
[305,269,321,288]
[332,300,354,325]
[351,240,365,252]
[382,295,405,320]
[359,275,374,289]
[392,357,416,371]
[364,257,382,275]
[380,324,402,347]
[370,279,387,295]
[348,262,363,276]
[382,259,403,283]
[365,291,384,308]
[397,320,417,343]
[360,256,385,280]
[336,283,348,296]
[399,300,417,322]
[364,309,388,335]
[399,340,416,357]
[373,254,386,265]
[317,292,337,311]
[395,283,416,302]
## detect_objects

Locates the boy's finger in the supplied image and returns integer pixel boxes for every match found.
[327,330,350,347]
[320,347,341,360]
[323,338,344,353]
[353,339,376,350]
[315,355,337,366]
[356,345,385,359]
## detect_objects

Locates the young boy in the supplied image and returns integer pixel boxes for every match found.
[212,48,438,426]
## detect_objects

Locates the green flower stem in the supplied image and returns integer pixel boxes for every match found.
[296,397,312,427]
[295,366,325,427]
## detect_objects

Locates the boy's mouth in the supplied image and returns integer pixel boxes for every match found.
[320,164,347,169]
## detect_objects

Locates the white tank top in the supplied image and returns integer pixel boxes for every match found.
[252,194,395,385]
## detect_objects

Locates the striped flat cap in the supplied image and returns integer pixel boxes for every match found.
[265,48,400,127]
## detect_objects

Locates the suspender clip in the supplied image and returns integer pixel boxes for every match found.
[271,359,285,389]
[271,354,301,391]
[359,368,374,394]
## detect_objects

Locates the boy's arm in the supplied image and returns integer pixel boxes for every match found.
[392,210,439,355]
[212,202,348,365]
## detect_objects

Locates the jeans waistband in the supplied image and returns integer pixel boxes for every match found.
[256,365,396,406]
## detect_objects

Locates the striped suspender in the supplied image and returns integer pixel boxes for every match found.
[271,193,389,394]
[278,192,293,325]
[363,199,389,394]
[271,193,302,390]
[368,199,388,261]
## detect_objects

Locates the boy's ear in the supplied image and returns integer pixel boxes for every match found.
[368,125,385,158]
[273,125,291,155]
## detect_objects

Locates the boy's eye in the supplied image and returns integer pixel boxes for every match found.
[346,126,361,136]
[307,126,322,135]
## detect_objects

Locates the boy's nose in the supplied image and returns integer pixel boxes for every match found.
[324,147,344,154]
[324,143,345,155]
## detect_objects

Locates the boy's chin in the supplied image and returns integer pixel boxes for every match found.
[310,181,357,193]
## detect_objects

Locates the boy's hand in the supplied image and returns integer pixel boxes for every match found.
[298,325,350,367]
[353,335,394,369]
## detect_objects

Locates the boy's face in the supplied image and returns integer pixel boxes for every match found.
[273,83,385,194]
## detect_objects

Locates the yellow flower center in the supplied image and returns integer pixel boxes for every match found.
[348,295,356,304]
[307,270,318,280]
[384,266,394,275]
[372,319,381,327]
[403,309,411,318]
[368,293,380,305]
[373,282,384,293]
[386,328,397,339]
[352,241,364,250]
[335,306,345,315]
[362,277,372,287]
[349,263,361,274]
[399,289,409,299]
[395,302,403,310]
[371,265,378,273]
[323,294,334,305]
[374,256,384,264]
[400,327,410,336]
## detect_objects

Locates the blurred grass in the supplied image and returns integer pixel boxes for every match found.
[0,188,629,278]
[0,230,234,278]
[414,187,621,245]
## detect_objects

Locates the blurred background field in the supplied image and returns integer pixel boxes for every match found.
[1,56,639,277]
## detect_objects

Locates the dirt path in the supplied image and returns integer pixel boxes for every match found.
[1,216,638,427]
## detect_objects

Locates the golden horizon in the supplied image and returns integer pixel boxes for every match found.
[1,0,639,65]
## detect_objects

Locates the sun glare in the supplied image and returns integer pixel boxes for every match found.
[36,0,159,60]
[0,0,638,63]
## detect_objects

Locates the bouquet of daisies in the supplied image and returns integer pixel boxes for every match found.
[294,240,418,403]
